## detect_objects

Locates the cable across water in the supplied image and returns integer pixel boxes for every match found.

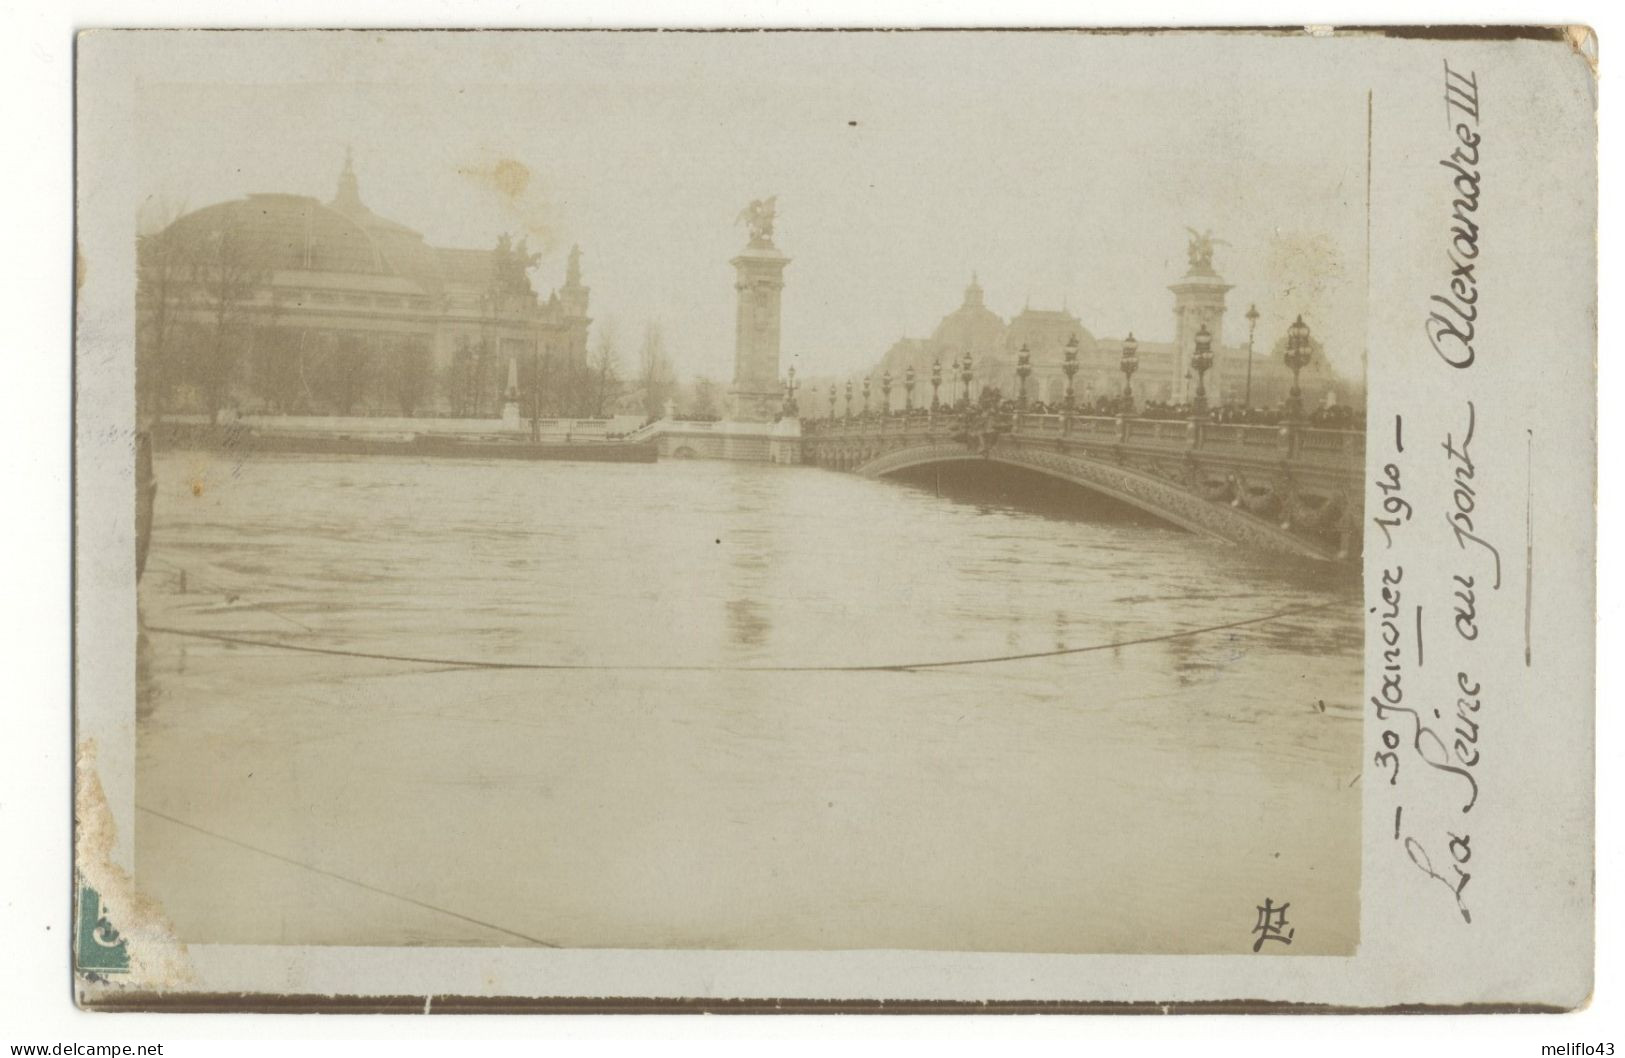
[144,599,1332,674]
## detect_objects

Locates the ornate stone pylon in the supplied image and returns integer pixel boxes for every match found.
[1168,228,1232,404]
[728,197,791,422]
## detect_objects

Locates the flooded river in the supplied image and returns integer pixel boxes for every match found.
[136,450,1361,954]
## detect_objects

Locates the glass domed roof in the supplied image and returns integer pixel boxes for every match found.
[930,275,1008,355]
[160,193,391,276]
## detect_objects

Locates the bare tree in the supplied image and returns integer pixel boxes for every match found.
[186,223,264,422]
[133,196,192,420]
[444,336,499,417]
[390,336,434,416]
[637,322,676,422]
[688,375,721,420]
[443,339,474,417]
[558,353,595,418]
[472,337,502,416]
[322,332,374,416]
[588,323,623,418]
[248,323,303,413]
[135,231,186,420]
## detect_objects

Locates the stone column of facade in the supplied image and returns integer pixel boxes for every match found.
[1167,236,1232,405]
[727,204,791,422]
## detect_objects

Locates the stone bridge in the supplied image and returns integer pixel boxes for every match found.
[801,411,1365,561]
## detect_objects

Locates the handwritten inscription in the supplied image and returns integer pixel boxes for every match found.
[1371,410,1485,925]
[1382,398,1499,925]
[1367,58,1507,926]
[1426,61,1483,368]
[1371,74,1508,929]
[1444,401,1504,626]
[1371,418,1413,550]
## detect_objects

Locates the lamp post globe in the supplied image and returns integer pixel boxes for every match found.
[1284,314,1313,419]
[1015,342,1033,410]
[844,379,853,420]
[1191,323,1214,418]
[1119,332,1140,414]
[1244,303,1260,410]
[1062,333,1080,411]
[862,375,871,416]
[783,365,799,417]
[930,358,942,411]
[959,353,974,407]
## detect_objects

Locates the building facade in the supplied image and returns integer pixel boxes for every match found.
[137,154,592,420]
[868,240,1360,414]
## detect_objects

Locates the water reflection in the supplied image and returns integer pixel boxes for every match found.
[726,597,770,648]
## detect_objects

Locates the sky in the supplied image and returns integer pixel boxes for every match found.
[134,31,1371,382]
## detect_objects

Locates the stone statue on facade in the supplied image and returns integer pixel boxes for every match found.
[737,196,778,246]
[1183,227,1227,273]
[492,233,541,298]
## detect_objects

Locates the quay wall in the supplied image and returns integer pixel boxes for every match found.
[159,412,647,442]
[640,420,802,464]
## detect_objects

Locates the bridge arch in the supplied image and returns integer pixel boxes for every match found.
[855,441,1340,561]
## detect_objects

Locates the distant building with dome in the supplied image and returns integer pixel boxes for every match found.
[136,152,592,419]
[867,244,1360,413]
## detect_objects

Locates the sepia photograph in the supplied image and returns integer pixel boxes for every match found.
[115,30,1368,958]
[63,26,1600,1018]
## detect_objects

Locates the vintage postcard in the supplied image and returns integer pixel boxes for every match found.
[72,27,1595,1010]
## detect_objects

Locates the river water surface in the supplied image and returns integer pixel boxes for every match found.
[137,450,1361,954]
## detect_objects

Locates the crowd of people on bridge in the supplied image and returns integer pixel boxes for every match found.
[799,385,1362,432]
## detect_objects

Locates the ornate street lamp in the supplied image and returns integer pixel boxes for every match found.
[845,379,853,420]
[1015,342,1032,410]
[905,364,917,411]
[1191,324,1214,417]
[1119,332,1139,413]
[828,382,837,422]
[1244,303,1260,409]
[1284,314,1313,419]
[1062,333,1080,411]
[930,358,943,410]
[881,369,893,416]
[783,365,799,417]
[959,352,974,406]
[862,375,872,416]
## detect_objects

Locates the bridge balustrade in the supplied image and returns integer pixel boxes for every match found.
[1071,416,1121,440]
[1122,418,1190,449]
[1295,428,1365,458]
[805,411,1363,466]
[1016,413,1065,437]
[1198,423,1246,447]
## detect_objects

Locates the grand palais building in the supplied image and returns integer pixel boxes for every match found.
[136,155,592,419]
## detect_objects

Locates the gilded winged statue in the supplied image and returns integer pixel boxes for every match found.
[737,196,778,244]
[1184,227,1229,271]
